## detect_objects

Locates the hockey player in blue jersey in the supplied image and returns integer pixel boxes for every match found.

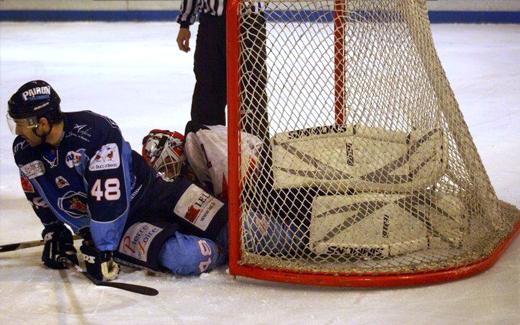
[7,80,228,281]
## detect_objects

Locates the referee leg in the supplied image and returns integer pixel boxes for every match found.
[191,14,227,126]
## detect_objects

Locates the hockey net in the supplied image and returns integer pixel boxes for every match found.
[226,0,520,286]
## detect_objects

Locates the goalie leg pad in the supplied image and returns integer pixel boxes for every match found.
[310,193,430,259]
[309,191,467,259]
[272,125,447,192]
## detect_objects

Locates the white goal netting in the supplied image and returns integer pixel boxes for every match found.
[228,0,520,283]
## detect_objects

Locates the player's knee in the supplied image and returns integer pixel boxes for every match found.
[158,232,224,276]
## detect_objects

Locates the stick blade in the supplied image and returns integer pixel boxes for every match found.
[0,243,21,253]
[97,281,159,296]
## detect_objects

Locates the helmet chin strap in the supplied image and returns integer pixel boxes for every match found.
[32,123,54,145]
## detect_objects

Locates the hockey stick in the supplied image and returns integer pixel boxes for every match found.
[1,237,158,295]
[0,235,81,253]
[62,259,159,296]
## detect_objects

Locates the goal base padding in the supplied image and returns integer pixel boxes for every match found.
[230,216,520,287]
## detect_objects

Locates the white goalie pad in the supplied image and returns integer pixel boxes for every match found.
[272,125,447,192]
[309,192,468,258]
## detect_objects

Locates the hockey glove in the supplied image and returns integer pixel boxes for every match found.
[41,223,78,269]
[80,238,119,282]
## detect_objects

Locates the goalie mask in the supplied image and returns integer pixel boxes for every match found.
[142,129,185,179]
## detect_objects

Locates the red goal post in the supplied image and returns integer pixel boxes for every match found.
[226,0,520,287]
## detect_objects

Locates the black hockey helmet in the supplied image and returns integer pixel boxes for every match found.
[7,80,62,124]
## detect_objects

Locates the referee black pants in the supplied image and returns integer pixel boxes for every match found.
[191,13,227,126]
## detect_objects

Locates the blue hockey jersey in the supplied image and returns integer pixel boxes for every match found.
[13,111,154,251]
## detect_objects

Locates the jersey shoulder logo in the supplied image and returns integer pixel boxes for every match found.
[20,160,45,179]
[66,149,87,168]
[89,143,120,171]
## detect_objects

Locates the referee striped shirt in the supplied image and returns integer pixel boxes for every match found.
[177,0,264,28]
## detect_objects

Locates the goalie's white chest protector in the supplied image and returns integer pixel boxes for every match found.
[184,125,262,199]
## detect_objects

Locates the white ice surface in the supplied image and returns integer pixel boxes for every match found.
[0,22,519,324]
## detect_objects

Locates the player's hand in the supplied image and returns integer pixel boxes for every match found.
[80,238,119,281]
[177,27,191,52]
[41,223,78,269]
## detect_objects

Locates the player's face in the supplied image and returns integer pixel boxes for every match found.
[9,117,43,146]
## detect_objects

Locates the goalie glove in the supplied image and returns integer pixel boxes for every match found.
[79,230,120,281]
[41,223,78,269]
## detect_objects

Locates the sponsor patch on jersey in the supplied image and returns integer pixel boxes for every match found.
[32,197,49,209]
[20,160,45,179]
[174,184,224,231]
[57,191,88,218]
[65,149,86,168]
[89,143,120,171]
[118,222,162,262]
[20,175,34,193]
[55,176,70,189]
